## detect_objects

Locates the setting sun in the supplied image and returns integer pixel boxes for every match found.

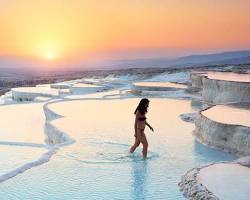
[45,50,56,60]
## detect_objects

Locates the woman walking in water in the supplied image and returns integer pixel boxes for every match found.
[130,98,154,158]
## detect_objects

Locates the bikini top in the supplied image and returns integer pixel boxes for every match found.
[138,117,147,121]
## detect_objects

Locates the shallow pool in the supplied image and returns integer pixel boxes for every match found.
[0,102,46,144]
[202,105,250,127]
[0,98,236,199]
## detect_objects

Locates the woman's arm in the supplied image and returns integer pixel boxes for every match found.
[145,121,154,132]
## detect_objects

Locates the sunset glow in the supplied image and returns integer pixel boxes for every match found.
[0,0,250,66]
[44,50,57,60]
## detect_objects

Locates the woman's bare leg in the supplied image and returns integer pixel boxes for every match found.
[130,138,140,153]
[140,134,148,158]
[136,130,148,158]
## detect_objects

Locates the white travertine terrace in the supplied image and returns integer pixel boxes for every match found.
[65,90,122,100]
[181,70,250,199]
[11,87,59,101]
[72,83,104,88]
[34,96,52,102]
[50,83,71,89]
[190,72,207,89]
[132,81,187,91]
[0,103,46,144]
[191,71,250,104]
[202,105,250,127]
[36,84,51,87]
[0,145,47,176]
[179,159,250,200]
[70,83,105,94]
[202,77,250,104]
[59,89,71,95]
[197,163,250,200]
[195,105,250,155]
[207,72,250,82]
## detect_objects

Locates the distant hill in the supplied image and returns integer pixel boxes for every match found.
[101,50,250,69]
[168,50,250,67]
[203,55,250,65]
[1,50,250,71]
[172,50,250,64]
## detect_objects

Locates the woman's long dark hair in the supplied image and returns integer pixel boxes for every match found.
[134,98,150,115]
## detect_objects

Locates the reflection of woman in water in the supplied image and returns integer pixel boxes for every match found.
[131,161,148,199]
[130,98,154,158]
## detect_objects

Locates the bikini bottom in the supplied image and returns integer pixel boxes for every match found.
[134,128,145,138]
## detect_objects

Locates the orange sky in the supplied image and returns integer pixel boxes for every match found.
[0,0,250,64]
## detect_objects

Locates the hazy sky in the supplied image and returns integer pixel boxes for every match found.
[0,0,250,67]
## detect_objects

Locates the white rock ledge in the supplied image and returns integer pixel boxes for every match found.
[43,100,75,146]
[202,76,250,104]
[179,163,219,200]
[12,87,59,101]
[179,112,199,123]
[50,83,70,89]
[132,81,188,91]
[179,158,250,200]
[194,106,250,156]
[190,71,250,104]
[190,72,207,89]
[70,83,106,94]
[45,121,74,145]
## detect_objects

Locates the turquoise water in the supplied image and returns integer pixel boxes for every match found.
[0,98,235,199]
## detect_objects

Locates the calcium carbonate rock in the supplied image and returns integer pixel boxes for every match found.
[179,165,219,200]
[70,83,105,94]
[194,105,250,155]
[235,156,250,167]
[50,83,70,89]
[190,72,206,89]
[12,87,59,101]
[179,112,199,123]
[132,81,187,91]
[59,89,71,95]
[202,76,250,104]
[190,71,250,104]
